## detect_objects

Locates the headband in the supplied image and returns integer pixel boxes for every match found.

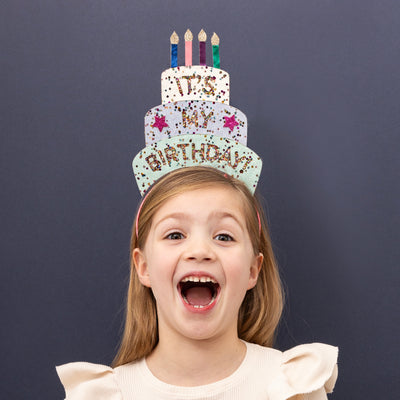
[132,30,263,196]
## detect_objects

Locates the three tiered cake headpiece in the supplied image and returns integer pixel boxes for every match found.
[132,29,262,196]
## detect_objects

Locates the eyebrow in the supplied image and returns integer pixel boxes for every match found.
[209,211,245,231]
[153,212,187,230]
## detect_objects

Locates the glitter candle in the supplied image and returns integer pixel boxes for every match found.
[184,29,193,66]
[211,32,220,68]
[198,29,207,66]
[170,31,179,68]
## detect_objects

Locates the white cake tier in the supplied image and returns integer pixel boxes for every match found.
[161,66,230,104]
[144,100,247,146]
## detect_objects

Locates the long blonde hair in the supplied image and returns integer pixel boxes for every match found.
[112,166,283,367]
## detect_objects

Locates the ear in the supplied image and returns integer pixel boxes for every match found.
[247,252,263,290]
[132,248,151,287]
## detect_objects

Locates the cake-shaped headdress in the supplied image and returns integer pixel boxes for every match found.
[132,29,262,195]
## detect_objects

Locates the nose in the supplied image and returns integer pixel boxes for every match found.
[183,235,215,262]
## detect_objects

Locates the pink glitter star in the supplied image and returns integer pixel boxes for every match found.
[152,115,169,132]
[223,115,239,131]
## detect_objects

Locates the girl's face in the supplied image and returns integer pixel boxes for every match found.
[133,185,262,345]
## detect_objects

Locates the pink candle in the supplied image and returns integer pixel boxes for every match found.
[198,29,207,66]
[184,29,193,66]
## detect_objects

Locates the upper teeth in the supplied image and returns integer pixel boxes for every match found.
[180,276,217,283]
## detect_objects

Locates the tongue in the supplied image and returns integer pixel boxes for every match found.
[185,286,213,306]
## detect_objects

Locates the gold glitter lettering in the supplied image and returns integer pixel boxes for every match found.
[203,76,216,95]
[145,154,162,171]
[219,148,252,170]
[174,77,184,96]
[232,152,253,170]
[164,145,179,165]
[206,144,220,162]
[182,74,196,95]
[157,150,167,165]
[200,110,214,128]
[182,109,199,128]
[220,147,232,166]
[177,143,189,160]
[192,143,206,162]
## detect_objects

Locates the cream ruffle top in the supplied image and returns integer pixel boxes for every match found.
[57,342,338,400]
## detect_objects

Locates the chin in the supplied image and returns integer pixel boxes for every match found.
[179,321,233,343]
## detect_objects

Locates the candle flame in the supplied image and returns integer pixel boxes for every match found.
[184,29,193,41]
[198,29,207,42]
[170,31,179,44]
[211,32,220,46]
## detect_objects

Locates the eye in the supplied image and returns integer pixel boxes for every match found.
[166,232,184,240]
[215,233,234,242]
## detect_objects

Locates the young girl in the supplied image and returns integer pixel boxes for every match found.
[57,166,338,400]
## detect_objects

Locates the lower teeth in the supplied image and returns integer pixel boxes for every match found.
[183,294,216,308]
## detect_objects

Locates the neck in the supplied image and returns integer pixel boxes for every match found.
[146,335,246,386]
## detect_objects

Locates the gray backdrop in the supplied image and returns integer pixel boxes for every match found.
[1,1,399,399]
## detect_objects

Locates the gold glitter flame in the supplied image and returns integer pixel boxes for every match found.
[211,32,220,46]
[170,31,179,44]
[198,29,207,42]
[184,29,193,41]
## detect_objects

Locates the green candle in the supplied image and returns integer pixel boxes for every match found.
[211,32,220,68]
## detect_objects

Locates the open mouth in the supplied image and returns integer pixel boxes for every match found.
[178,276,220,309]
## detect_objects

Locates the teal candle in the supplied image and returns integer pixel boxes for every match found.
[211,33,220,68]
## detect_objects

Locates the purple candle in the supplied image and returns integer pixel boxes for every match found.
[198,29,207,66]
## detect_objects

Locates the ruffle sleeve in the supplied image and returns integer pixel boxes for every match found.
[56,362,123,400]
[268,343,338,400]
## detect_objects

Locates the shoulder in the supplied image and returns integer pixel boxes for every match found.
[56,362,123,400]
[246,342,338,400]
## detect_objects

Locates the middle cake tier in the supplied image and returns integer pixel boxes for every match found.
[145,100,247,146]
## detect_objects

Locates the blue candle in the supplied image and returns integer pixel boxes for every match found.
[170,31,179,68]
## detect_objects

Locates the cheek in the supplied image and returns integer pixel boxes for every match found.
[231,253,258,291]
[145,250,176,282]
[228,253,256,287]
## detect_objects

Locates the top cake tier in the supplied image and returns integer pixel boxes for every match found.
[161,66,230,104]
